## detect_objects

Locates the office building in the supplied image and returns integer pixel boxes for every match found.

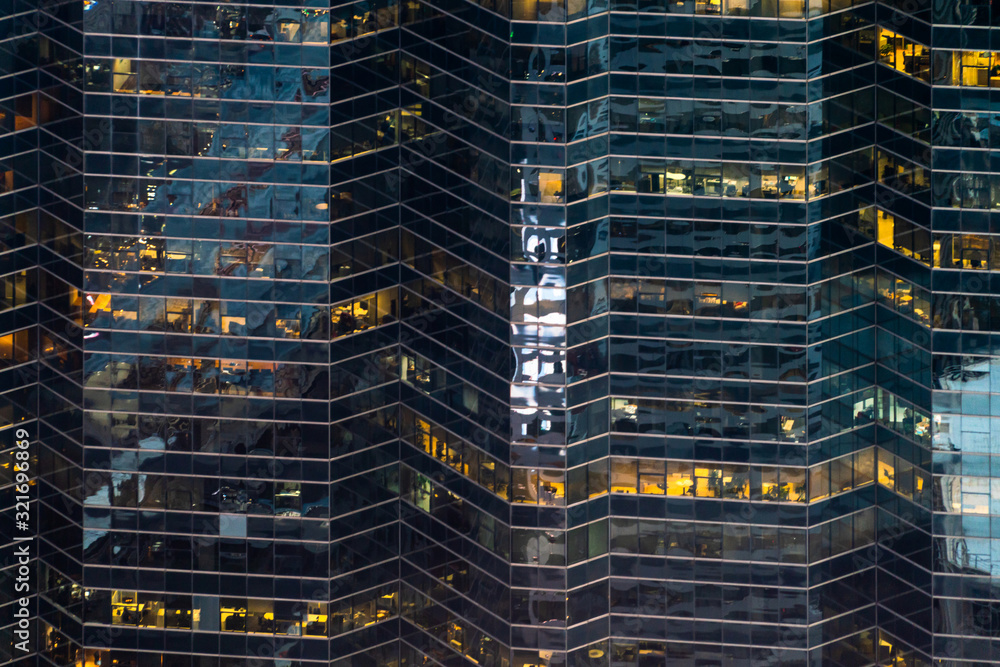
[0,0,997,663]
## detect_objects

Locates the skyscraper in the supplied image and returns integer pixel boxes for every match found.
[2,0,1000,663]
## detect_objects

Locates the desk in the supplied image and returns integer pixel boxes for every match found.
[305,618,327,636]
[333,302,375,336]
[221,608,247,632]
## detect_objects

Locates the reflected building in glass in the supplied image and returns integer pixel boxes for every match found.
[2,0,1000,663]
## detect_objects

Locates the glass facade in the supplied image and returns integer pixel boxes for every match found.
[0,0,999,663]
[0,0,42,662]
